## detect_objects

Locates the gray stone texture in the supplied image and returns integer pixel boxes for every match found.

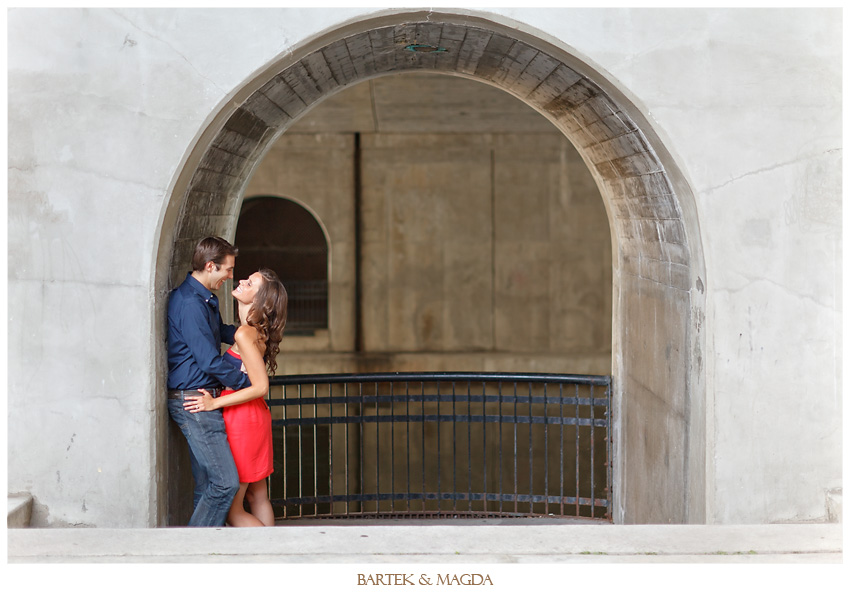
[7,8,841,529]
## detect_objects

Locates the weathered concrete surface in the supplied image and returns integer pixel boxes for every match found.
[243,80,612,374]
[7,8,841,528]
[164,13,708,527]
[7,523,842,563]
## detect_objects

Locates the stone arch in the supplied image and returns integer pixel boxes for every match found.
[156,10,706,524]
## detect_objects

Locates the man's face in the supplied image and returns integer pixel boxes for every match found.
[208,255,235,290]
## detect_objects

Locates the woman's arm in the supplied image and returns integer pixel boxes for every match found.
[184,325,269,412]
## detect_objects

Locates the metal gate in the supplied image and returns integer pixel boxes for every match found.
[266,372,612,521]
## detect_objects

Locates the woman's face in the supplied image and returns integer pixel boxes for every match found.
[232,272,264,305]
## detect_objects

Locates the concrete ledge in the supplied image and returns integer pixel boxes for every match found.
[7,522,842,563]
[7,494,32,529]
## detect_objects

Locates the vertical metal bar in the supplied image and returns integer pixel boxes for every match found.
[498,381,503,515]
[328,382,333,516]
[452,381,457,513]
[590,383,595,518]
[298,383,303,518]
[467,381,472,512]
[481,381,487,514]
[375,381,379,515]
[543,382,549,515]
[559,382,564,517]
[575,382,580,517]
[313,383,318,517]
[390,381,395,515]
[607,380,612,520]
[282,385,288,519]
[344,382,350,517]
[513,381,518,515]
[528,381,534,513]
[437,381,442,513]
[359,381,364,515]
[421,380,426,514]
[406,381,411,513]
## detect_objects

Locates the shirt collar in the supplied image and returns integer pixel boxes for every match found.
[184,272,217,304]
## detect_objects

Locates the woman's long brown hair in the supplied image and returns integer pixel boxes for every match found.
[246,268,288,375]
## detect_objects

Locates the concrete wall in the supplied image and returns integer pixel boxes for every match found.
[242,133,358,356]
[7,8,841,527]
[244,124,611,376]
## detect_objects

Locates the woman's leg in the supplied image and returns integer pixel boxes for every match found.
[245,479,275,527]
[226,482,264,527]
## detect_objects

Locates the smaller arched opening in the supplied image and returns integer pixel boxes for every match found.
[234,196,329,334]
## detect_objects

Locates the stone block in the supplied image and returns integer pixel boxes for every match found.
[474,33,516,81]
[243,91,290,129]
[321,39,360,85]
[641,257,671,286]
[510,51,560,98]
[223,106,269,142]
[300,51,342,95]
[189,167,238,195]
[611,151,663,178]
[669,263,691,291]
[344,32,378,77]
[282,61,325,106]
[662,241,691,267]
[547,79,600,118]
[453,27,493,75]
[211,128,259,158]
[584,110,639,141]
[490,41,539,88]
[569,96,610,131]
[526,64,583,106]
[198,145,248,177]
[260,76,308,119]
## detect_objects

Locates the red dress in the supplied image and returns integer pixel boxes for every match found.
[221,348,274,483]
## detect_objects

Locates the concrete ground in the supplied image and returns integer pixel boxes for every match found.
[7,519,842,563]
[6,520,846,596]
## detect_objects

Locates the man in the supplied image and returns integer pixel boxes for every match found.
[166,236,250,526]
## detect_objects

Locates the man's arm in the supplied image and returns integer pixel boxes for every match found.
[179,301,250,389]
[220,320,238,346]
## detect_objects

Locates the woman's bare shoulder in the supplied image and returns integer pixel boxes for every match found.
[234,324,259,342]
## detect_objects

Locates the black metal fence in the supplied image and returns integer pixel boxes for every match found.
[266,372,612,522]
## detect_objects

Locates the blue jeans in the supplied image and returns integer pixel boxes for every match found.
[168,399,239,527]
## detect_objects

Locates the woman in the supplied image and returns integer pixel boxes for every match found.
[184,268,287,527]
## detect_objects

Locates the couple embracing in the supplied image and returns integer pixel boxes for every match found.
[167,236,287,527]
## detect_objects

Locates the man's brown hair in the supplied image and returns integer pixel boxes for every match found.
[191,236,238,272]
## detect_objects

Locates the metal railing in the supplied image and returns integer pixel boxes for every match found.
[266,372,612,522]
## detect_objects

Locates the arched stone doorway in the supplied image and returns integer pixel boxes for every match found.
[156,11,706,525]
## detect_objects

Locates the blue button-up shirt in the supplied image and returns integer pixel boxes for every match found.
[167,273,250,391]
